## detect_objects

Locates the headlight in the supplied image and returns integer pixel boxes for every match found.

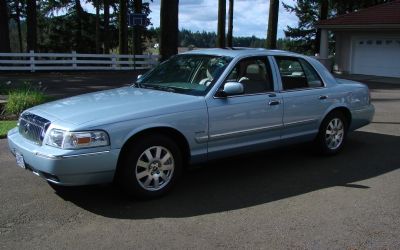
[45,129,110,149]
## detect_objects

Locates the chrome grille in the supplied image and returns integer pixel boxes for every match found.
[18,112,50,145]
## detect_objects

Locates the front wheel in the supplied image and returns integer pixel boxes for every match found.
[117,134,183,199]
[315,111,348,155]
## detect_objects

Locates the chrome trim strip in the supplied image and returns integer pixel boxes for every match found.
[284,118,318,127]
[35,150,111,160]
[196,124,282,143]
[195,119,318,143]
[195,136,209,144]
[279,86,326,93]
[213,91,278,99]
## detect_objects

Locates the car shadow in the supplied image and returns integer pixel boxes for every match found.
[53,131,399,219]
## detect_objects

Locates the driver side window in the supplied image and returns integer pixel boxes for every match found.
[225,57,273,94]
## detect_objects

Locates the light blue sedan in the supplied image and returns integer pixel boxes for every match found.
[8,49,374,198]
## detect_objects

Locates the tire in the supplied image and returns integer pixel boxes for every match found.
[315,111,348,155]
[117,134,183,199]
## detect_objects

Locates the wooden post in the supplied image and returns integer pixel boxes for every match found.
[72,51,77,69]
[133,54,136,71]
[29,50,35,72]
[112,53,117,70]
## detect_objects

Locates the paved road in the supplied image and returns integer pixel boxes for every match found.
[0,82,399,249]
[0,71,139,99]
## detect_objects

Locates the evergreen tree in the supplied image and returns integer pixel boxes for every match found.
[104,0,111,53]
[8,0,25,52]
[159,0,179,61]
[119,0,128,54]
[266,0,279,49]
[216,0,226,48]
[94,0,100,53]
[226,0,234,47]
[26,0,37,52]
[0,0,11,52]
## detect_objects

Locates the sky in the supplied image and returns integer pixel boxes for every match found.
[82,0,299,39]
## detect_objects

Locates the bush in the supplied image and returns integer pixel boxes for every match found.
[4,82,48,115]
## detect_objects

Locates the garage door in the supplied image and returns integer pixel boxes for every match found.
[352,37,400,77]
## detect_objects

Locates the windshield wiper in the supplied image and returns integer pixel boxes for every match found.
[132,82,142,88]
[140,84,176,93]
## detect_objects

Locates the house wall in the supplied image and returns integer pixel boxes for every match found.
[333,30,400,75]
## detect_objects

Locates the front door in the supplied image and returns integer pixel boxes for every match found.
[206,56,283,159]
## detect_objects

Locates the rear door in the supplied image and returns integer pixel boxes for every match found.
[274,56,332,142]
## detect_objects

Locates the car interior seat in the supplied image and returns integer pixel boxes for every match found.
[240,63,271,94]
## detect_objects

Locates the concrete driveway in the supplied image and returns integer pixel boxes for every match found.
[0,81,399,249]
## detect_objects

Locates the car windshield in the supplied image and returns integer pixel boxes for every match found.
[136,54,233,96]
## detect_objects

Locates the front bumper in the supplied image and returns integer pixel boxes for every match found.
[7,128,120,186]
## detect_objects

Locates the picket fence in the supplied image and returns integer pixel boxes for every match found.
[0,51,159,72]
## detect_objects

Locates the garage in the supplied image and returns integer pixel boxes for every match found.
[317,1,400,78]
[352,37,400,77]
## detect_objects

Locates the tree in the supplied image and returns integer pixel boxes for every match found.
[216,0,226,48]
[133,0,143,55]
[159,0,178,61]
[73,0,84,52]
[8,0,24,52]
[119,0,128,54]
[95,0,100,53]
[0,0,10,52]
[283,0,320,54]
[26,0,37,52]
[41,0,87,52]
[104,0,111,53]
[266,0,279,49]
[226,0,234,47]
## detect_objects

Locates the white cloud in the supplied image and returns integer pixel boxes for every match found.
[82,0,299,38]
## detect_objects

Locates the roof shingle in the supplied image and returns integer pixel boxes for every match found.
[318,0,400,26]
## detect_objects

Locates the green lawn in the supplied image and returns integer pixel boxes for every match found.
[0,120,17,138]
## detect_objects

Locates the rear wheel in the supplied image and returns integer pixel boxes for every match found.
[117,134,182,199]
[315,111,348,155]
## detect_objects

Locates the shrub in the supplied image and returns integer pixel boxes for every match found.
[4,82,48,115]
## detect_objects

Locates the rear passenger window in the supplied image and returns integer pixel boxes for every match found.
[275,57,323,90]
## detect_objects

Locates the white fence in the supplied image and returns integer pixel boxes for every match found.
[0,51,159,72]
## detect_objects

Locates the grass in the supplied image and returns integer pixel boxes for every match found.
[5,89,48,115]
[0,120,17,138]
[1,81,50,116]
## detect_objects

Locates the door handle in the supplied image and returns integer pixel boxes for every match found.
[268,100,280,106]
[319,95,328,100]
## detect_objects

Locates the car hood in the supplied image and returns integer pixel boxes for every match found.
[29,87,205,126]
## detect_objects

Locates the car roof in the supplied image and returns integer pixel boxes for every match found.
[181,48,303,58]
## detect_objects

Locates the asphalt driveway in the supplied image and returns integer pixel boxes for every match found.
[0,80,399,249]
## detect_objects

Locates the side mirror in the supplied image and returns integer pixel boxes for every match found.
[216,82,244,97]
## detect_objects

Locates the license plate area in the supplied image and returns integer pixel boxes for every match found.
[15,151,26,169]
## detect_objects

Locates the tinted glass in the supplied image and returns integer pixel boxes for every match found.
[138,54,233,96]
[299,59,323,88]
[275,56,323,90]
[224,57,273,94]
